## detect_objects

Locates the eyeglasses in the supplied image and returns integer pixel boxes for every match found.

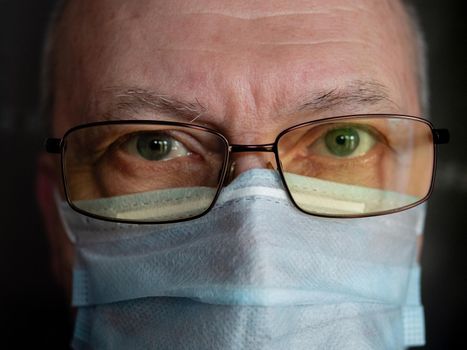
[45,114,449,224]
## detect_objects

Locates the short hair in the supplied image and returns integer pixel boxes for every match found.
[39,0,429,132]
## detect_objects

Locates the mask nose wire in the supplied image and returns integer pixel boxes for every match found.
[222,144,278,186]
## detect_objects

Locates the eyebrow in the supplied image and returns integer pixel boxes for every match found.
[98,87,209,123]
[96,80,397,124]
[297,80,398,113]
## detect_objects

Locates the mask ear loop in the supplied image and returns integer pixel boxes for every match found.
[53,187,77,244]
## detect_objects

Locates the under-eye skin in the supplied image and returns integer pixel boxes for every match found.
[122,131,191,161]
[309,125,377,159]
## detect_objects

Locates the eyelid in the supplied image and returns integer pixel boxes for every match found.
[298,122,391,161]
[112,129,211,160]
[328,122,380,136]
[317,122,389,147]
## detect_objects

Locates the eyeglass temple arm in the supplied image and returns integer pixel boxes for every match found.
[433,129,450,144]
[44,138,62,154]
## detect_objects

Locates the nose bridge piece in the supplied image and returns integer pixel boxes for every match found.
[226,144,277,184]
[230,143,276,153]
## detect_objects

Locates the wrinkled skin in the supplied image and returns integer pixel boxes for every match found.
[37,0,422,306]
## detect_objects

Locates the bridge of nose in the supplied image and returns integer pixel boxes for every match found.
[226,147,279,183]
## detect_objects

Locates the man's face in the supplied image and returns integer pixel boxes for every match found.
[46,0,421,295]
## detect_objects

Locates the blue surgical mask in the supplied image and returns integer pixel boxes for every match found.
[57,169,425,349]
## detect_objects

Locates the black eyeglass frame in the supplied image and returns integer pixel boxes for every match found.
[45,114,450,224]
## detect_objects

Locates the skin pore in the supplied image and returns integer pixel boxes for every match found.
[37,0,423,302]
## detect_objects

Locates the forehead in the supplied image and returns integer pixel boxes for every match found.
[54,0,417,135]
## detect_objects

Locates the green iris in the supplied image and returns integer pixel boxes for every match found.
[136,132,172,160]
[324,127,360,157]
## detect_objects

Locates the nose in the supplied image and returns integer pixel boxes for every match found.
[227,150,277,183]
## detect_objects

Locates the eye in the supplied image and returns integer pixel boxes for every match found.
[124,131,191,161]
[312,125,376,158]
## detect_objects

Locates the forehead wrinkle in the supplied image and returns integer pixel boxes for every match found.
[81,79,399,128]
[153,39,368,52]
[179,4,372,20]
[63,1,393,64]
[106,8,376,52]
[156,0,375,18]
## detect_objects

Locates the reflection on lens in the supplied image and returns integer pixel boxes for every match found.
[278,116,434,216]
[63,123,227,222]
[283,172,418,216]
[75,186,218,221]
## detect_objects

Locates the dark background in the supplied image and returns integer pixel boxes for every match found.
[0,1,465,349]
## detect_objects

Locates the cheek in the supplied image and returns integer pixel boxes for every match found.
[71,153,224,199]
[405,145,434,197]
[66,164,103,201]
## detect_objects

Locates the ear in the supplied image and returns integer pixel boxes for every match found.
[36,152,74,302]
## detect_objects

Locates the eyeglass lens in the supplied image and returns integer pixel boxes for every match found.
[278,117,434,216]
[63,124,228,221]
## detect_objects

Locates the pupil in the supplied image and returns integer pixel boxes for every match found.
[137,133,172,160]
[150,140,167,152]
[336,135,346,145]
